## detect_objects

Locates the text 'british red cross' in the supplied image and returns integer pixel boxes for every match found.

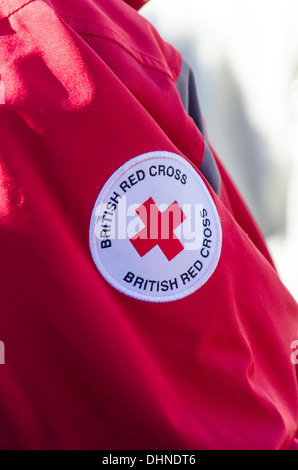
[130,197,187,261]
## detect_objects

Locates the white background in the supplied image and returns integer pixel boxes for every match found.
[142,0,298,301]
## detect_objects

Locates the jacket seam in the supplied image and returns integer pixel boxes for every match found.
[168,46,180,81]
[77,30,176,82]
[55,12,173,72]
[56,11,176,82]
[0,0,35,22]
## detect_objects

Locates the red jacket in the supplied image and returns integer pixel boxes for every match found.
[0,0,297,450]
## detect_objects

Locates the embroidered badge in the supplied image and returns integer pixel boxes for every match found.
[89,151,222,302]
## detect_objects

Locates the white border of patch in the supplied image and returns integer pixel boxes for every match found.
[89,151,222,302]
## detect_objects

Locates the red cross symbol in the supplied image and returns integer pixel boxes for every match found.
[130,197,187,261]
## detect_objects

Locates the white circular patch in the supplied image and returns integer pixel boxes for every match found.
[89,151,222,302]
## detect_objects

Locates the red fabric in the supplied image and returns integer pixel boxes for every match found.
[0,0,297,450]
[123,0,150,10]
